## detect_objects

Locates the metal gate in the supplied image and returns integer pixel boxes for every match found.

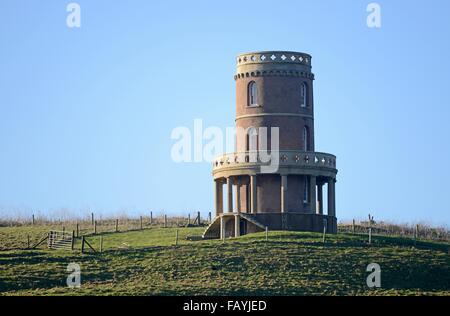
[48,230,74,250]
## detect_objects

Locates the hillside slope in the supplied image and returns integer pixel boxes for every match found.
[0,228,449,295]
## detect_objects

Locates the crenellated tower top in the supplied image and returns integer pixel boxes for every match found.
[235,51,314,81]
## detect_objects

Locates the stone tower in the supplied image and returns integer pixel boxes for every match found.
[203,51,338,239]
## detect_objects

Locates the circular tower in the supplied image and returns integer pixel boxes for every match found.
[203,51,337,239]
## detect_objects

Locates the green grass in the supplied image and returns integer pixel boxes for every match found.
[0,220,183,250]
[0,226,449,296]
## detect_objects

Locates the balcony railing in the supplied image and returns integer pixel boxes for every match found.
[213,150,336,171]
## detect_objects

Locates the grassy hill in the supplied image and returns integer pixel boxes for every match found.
[0,226,449,295]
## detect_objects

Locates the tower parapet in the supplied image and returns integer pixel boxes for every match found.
[235,51,314,81]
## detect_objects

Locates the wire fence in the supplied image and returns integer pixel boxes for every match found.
[1,214,449,251]
[0,212,211,251]
[338,220,450,242]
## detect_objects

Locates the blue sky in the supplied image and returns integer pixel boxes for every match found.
[1,0,449,225]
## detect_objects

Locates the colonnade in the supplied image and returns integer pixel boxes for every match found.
[214,175,336,217]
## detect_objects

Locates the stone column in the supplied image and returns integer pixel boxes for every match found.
[215,180,223,216]
[328,178,336,217]
[317,182,323,215]
[309,176,317,214]
[235,179,241,213]
[234,214,240,237]
[214,180,218,216]
[281,175,288,213]
[250,175,257,214]
[220,215,225,239]
[227,177,233,213]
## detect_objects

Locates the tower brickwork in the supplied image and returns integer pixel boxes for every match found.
[203,51,338,239]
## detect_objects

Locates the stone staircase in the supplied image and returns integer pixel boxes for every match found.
[202,216,221,239]
[239,213,266,230]
[202,213,267,239]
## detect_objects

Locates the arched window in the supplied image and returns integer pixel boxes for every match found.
[248,81,258,106]
[303,126,309,151]
[300,82,308,107]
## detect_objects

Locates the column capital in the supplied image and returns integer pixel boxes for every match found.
[328,177,337,184]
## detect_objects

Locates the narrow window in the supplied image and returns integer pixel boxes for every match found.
[303,126,309,151]
[248,81,258,106]
[300,82,308,107]
[246,134,250,152]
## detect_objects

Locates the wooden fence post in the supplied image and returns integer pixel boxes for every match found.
[94,221,97,235]
[265,227,268,242]
[414,224,419,246]
[208,212,212,223]
[91,212,94,226]
[71,230,75,250]
[100,236,103,253]
[188,214,191,226]
[352,219,355,234]
[76,223,79,238]
[115,219,119,233]
[32,214,35,226]
[150,211,153,225]
[48,232,52,249]
[323,224,327,244]
[62,226,65,238]
[164,215,167,228]
[81,236,85,254]
[197,211,201,226]
[175,230,179,246]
